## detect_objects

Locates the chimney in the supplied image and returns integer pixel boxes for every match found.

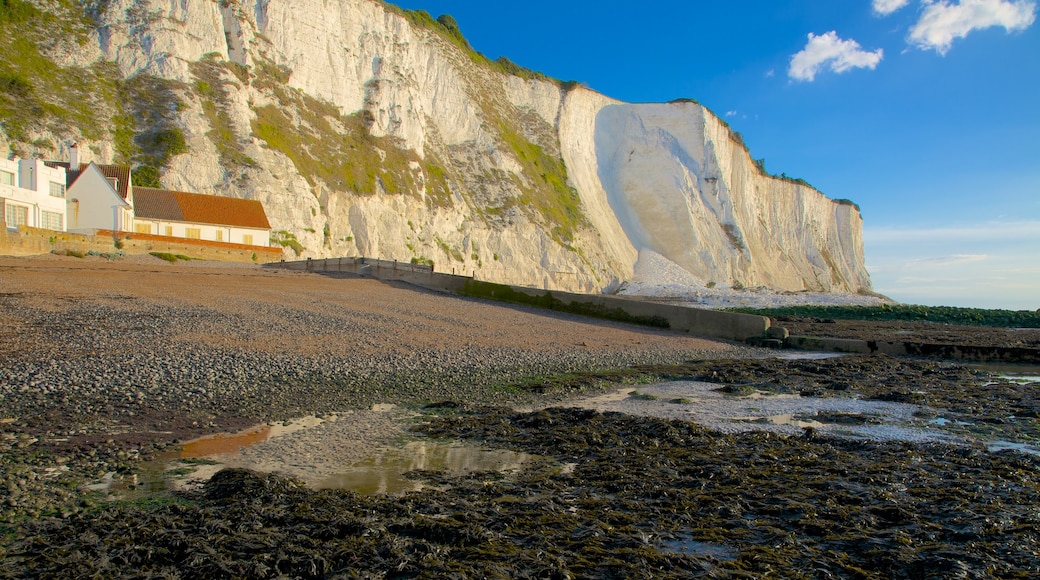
[69,142,79,168]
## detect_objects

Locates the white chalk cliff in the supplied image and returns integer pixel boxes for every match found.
[6,0,871,294]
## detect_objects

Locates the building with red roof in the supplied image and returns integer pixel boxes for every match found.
[132,187,271,247]
[46,145,271,247]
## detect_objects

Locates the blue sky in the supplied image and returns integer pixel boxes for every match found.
[392,0,1040,310]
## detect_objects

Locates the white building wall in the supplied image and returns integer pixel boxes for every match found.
[135,218,271,246]
[0,158,67,231]
[65,165,130,233]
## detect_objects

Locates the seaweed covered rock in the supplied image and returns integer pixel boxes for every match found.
[203,468,305,502]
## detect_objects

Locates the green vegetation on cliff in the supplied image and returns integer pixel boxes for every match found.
[0,0,110,152]
[0,0,186,184]
[189,54,256,171]
[249,63,453,207]
[114,73,188,187]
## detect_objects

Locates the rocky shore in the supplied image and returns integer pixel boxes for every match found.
[2,255,1038,577]
[0,254,737,521]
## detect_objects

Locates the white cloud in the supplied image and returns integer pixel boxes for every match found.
[725,110,738,117]
[909,0,1037,54]
[788,31,884,82]
[874,0,912,15]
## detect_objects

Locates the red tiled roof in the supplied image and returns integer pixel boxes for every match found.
[130,188,184,222]
[133,187,271,230]
[45,162,132,200]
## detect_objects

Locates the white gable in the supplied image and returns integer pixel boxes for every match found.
[66,163,132,232]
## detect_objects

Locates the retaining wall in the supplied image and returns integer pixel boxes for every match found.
[1,226,284,263]
[271,257,772,342]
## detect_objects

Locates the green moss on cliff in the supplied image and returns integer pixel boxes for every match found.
[250,66,452,207]
[0,7,113,150]
[189,55,256,170]
[0,1,186,182]
[497,121,586,243]
[114,71,188,182]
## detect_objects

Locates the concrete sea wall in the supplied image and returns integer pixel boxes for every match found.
[270,257,772,342]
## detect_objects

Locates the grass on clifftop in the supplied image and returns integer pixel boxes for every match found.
[379,4,579,89]
[727,304,1040,328]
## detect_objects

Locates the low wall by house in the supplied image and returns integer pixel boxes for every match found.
[1,226,284,263]
[271,257,772,342]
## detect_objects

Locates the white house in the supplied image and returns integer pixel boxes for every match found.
[132,187,272,247]
[0,157,68,232]
[43,146,271,246]
[47,165,133,234]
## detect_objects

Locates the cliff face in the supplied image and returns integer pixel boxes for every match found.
[1,0,871,294]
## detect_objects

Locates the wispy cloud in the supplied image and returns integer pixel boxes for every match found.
[725,110,738,117]
[788,31,884,82]
[865,220,1040,243]
[909,0,1037,54]
[874,0,912,15]
[865,221,1040,309]
[904,254,989,267]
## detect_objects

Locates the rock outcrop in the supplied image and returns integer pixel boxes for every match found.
[1,0,871,294]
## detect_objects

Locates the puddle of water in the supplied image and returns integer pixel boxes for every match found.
[1003,376,1040,384]
[968,362,1040,384]
[987,441,1040,457]
[732,414,825,428]
[104,439,535,498]
[738,391,801,400]
[314,441,535,494]
[180,426,271,458]
[660,537,739,561]
[772,352,848,361]
[177,415,335,459]
[768,414,825,428]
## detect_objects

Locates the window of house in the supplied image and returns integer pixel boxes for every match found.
[135,223,151,235]
[242,234,253,246]
[165,226,173,236]
[0,170,13,186]
[106,178,118,192]
[40,211,63,231]
[49,181,65,198]
[215,230,223,242]
[185,227,201,239]
[5,204,28,227]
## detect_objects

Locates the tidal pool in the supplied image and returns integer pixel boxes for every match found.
[313,441,535,494]
[115,422,537,497]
